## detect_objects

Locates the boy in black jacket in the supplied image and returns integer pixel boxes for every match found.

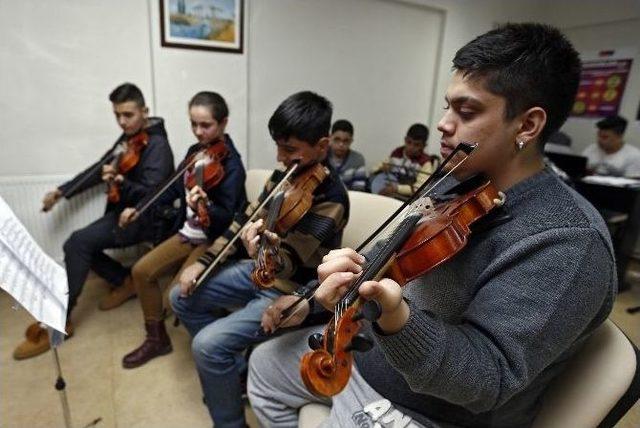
[14,83,174,360]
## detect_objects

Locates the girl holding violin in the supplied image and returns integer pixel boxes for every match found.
[248,24,617,428]
[169,91,349,427]
[14,83,174,361]
[119,91,247,369]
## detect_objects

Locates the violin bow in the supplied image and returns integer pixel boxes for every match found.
[191,161,300,290]
[270,142,479,332]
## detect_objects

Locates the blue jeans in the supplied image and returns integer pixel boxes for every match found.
[170,259,283,427]
[369,172,399,194]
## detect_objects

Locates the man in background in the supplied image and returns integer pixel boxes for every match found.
[369,123,438,199]
[583,114,640,178]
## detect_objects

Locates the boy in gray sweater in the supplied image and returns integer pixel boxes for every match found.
[248,23,616,428]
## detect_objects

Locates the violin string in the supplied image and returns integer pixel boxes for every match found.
[193,163,299,289]
[62,142,122,197]
[334,144,477,310]
[134,151,205,216]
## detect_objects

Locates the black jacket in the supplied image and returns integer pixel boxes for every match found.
[150,134,247,241]
[58,117,175,242]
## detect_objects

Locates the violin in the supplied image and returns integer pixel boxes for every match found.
[251,163,328,288]
[123,140,227,228]
[107,131,149,204]
[299,143,507,398]
[184,141,228,228]
[184,141,228,190]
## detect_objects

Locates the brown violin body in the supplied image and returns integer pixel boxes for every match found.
[184,141,229,228]
[251,163,329,288]
[300,180,503,397]
[185,141,228,190]
[107,131,149,203]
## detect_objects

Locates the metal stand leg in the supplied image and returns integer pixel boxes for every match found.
[51,346,73,428]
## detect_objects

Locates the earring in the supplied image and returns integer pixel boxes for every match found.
[516,140,526,150]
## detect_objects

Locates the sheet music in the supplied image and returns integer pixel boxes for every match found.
[0,195,68,334]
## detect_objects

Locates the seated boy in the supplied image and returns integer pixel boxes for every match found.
[327,119,367,191]
[170,91,350,427]
[370,123,438,199]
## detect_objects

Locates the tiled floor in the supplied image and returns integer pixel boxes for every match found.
[1,273,639,428]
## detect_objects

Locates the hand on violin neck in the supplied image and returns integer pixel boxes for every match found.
[260,295,310,334]
[101,164,118,182]
[102,165,124,183]
[242,219,281,258]
[118,207,139,228]
[359,279,408,334]
[187,185,208,210]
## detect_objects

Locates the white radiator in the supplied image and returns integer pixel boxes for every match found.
[0,175,141,264]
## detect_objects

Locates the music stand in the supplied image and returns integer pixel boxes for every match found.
[48,329,73,428]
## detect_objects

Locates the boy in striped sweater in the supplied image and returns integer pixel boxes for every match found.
[328,119,368,191]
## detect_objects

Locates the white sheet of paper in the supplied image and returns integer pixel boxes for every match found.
[0,196,68,334]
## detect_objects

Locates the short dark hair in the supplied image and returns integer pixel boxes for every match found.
[596,115,627,135]
[452,23,581,144]
[268,91,332,145]
[406,123,429,143]
[109,83,146,107]
[331,119,354,136]
[189,91,229,122]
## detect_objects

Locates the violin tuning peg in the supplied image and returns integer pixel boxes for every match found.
[308,333,324,350]
[352,300,382,322]
[344,334,374,353]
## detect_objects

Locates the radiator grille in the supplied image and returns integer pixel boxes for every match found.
[0,175,140,264]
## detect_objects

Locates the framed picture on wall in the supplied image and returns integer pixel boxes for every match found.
[160,0,244,53]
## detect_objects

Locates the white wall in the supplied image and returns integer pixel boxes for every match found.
[147,0,248,162]
[0,0,547,180]
[559,20,640,153]
[528,0,640,153]
[0,0,248,177]
[247,0,443,170]
[7,0,637,178]
[0,1,153,176]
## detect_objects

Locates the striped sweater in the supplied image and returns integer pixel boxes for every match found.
[198,162,349,293]
[328,149,368,191]
[373,146,439,197]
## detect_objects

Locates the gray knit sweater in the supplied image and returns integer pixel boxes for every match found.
[355,168,617,427]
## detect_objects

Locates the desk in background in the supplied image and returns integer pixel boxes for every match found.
[575,177,640,291]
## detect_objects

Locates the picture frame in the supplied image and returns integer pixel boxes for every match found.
[160,0,244,54]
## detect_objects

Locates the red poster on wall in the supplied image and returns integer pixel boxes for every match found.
[571,58,633,118]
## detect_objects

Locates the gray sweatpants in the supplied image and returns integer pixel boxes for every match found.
[247,326,431,428]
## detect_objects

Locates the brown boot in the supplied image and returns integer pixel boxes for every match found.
[122,320,172,369]
[13,322,74,360]
[99,276,136,311]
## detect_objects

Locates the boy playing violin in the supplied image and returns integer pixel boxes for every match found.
[370,123,438,199]
[170,91,349,427]
[119,91,247,369]
[247,24,617,428]
[14,83,174,360]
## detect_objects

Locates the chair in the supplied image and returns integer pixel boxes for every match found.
[245,169,272,204]
[298,320,640,428]
[244,171,403,249]
[343,190,403,248]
